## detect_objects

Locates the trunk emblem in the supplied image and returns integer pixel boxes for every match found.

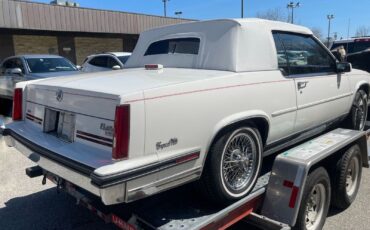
[56,90,63,102]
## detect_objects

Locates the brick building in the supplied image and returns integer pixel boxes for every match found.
[0,0,192,64]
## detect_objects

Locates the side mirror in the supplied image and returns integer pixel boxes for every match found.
[112,65,121,70]
[9,68,23,75]
[336,62,352,73]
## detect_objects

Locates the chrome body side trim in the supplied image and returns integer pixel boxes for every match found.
[271,93,353,118]
[297,92,353,110]
[271,107,297,117]
[126,166,202,202]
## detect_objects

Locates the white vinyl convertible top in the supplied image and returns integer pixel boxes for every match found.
[125,18,313,72]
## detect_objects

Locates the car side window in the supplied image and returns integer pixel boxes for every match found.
[272,33,289,75]
[1,59,15,74]
[347,43,355,54]
[89,56,108,67]
[107,57,120,68]
[276,32,336,75]
[13,58,25,74]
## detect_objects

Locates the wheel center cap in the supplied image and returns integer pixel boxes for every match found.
[231,149,243,160]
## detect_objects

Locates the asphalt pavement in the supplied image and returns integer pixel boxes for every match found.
[0,115,369,230]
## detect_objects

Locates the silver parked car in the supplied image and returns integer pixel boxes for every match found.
[81,52,132,72]
[0,54,80,101]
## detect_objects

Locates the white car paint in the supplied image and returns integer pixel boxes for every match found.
[4,18,370,205]
[81,52,132,73]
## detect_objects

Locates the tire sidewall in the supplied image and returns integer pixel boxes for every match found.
[295,168,331,230]
[212,127,262,199]
[336,146,363,205]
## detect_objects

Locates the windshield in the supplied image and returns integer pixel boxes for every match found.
[118,55,131,64]
[26,58,77,73]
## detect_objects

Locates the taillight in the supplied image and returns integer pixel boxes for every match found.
[12,88,23,121]
[112,105,130,160]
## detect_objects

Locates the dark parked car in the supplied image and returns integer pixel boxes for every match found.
[331,38,370,72]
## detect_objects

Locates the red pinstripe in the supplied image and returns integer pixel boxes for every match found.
[126,79,291,103]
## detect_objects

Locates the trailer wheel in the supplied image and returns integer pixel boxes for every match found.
[331,145,362,210]
[201,125,262,205]
[294,167,331,230]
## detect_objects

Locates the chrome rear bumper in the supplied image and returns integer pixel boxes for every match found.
[4,134,127,205]
[4,130,202,205]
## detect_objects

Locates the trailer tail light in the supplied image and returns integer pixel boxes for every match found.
[12,88,23,121]
[112,105,130,160]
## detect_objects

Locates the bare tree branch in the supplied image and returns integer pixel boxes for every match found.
[355,26,370,37]
[256,8,287,22]
[311,27,324,41]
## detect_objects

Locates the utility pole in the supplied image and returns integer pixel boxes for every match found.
[287,2,300,24]
[347,18,351,39]
[163,0,170,17]
[327,14,335,47]
[241,0,244,18]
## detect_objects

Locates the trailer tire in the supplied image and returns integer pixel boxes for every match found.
[331,145,362,210]
[200,124,262,206]
[294,167,331,230]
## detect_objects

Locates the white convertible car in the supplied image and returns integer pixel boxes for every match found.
[4,19,370,206]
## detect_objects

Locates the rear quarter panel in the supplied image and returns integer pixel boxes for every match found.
[141,70,297,168]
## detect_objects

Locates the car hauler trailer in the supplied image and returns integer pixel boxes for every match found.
[24,128,370,230]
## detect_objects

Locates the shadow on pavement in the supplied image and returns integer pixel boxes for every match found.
[0,187,116,230]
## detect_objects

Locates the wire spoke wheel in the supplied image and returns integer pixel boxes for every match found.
[221,131,257,191]
[305,184,326,230]
[350,90,368,131]
[354,96,367,130]
[201,125,262,205]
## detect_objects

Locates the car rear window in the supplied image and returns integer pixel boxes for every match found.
[144,38,200,56]
[26,58,77,73]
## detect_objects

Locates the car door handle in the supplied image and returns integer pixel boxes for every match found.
[297,81,308,90]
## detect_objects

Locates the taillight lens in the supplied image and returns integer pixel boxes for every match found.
[112,105,130,160]
[12,88,23,121]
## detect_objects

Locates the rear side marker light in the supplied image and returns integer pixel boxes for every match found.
[175,152,200,164]
[112,105,130,160]
[12,88,23,121]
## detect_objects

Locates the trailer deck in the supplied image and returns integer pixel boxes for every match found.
[41,128,370,230]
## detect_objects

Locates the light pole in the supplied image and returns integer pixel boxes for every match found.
[175,11,183,18]
[327,14,334,47]
[162,0,170,17]
[241,0,244,18]
[287,2,300,24]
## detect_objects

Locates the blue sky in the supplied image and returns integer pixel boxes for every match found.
[33,0,369,39]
